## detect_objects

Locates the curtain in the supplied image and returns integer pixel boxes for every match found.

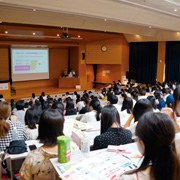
[165,41,180,82]
[129,42,158,84]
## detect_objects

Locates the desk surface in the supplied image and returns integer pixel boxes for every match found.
[50,142,142,180]
[58,77,80,88]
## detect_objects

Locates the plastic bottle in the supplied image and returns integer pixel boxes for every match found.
[12,127,18,141]
[81,132,90,154]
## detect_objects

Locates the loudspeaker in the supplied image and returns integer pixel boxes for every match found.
[82,52,85,60]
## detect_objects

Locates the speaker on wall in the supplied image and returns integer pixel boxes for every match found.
[82,52,85,60]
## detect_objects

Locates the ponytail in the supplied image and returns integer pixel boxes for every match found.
[0,118,10,138]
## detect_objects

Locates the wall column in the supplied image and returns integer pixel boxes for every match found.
[157,42,166,83]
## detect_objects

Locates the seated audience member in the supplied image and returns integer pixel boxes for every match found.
[80,98,102,129]
[131,91,138,107]
[76,97,85,112]
[120,97,133,126]
[31,93,36,104]
[93,105,132,150]
[73,91,80,103]
[41,92,47,101]
[166,93,174,108]
[10,99,16,111]
[0,94,5,102]
[173,85,180,117]
[147,95,159,112]
[109,94,121,114]
[20,109,64,180]
[138,89,147,100]
[154,90,165,111]
[25,108,39,140]
[117,112,180,180]
[52,101,65,115]
[33,99,43,117]
[14,100,26,124]
[124,99,153,137]
[65,99,77,116]
[0,101,30,151]
[79,97,90,114]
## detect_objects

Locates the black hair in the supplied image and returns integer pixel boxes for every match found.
[52,101,64,113]
[90,99,102,121]
[133,99,153,122]
[131,91,138,101]
[41,92,45,97]
[139,89,146,96]
[147,96,157,110]
[0,94,3,98]
[173,85,180,116]
[25,108,38,129]
[16,100,25,110]
[101,105,120,134]
[121,97,133,114]
[66,99,75,112]
[38,109,64,146]
[32,93,35,99]
[134,112,180,180]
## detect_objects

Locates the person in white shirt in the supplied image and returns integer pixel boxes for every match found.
[109,94,121,116]
[124,99,153,138]
[138,89,147,100]
[76,97,85,112]
[13,100,26,124]
[0,94,5,102]
[80,98,102,130]
[120,97,133,126]
[117,112,180,180]
[147,96,159,112]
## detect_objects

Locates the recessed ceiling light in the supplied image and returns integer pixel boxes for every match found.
[149,26,152,28]
[5,31,8,34]
[78,35,80,38]
[33,9,36,11]
[174,8,177,11]
[104,19,107,21]
[33,32,36,35]
[57,34,59,37]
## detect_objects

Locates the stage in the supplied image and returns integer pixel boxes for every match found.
[6,86,95,102]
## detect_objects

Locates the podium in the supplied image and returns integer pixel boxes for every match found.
[58,77,80,88]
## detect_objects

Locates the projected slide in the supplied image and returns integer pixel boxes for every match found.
[11,48,49,82]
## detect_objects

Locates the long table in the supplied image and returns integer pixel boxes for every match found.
[50,142,142,180]
[58,77,80,88]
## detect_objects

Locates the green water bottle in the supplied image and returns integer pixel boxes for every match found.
[57,136,71,163]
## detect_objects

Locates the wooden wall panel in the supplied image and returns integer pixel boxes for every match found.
[78,43,87,89]
[70,47,79,75]
[96,65,121,83]
[86,37,122,64]
[86,64,94,89]
[0,48,9,81]
[13,48,69,89]
[157,42,166,83]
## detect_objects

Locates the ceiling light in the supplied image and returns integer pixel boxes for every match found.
[104,19,107,21]
[33,32,36,35]
[78,35,80,38]
[33,9,36,11]
[5,31,8,34]
[174,8,177,11]
[57,34,59,37]
[149,26,152,28]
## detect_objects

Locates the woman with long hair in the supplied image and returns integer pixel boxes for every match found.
[93,105,132,150]
[118,112,180,180]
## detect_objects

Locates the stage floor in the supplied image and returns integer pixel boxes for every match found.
[7,86,94,102]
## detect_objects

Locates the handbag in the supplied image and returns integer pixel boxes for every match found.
[7,140,27,154]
